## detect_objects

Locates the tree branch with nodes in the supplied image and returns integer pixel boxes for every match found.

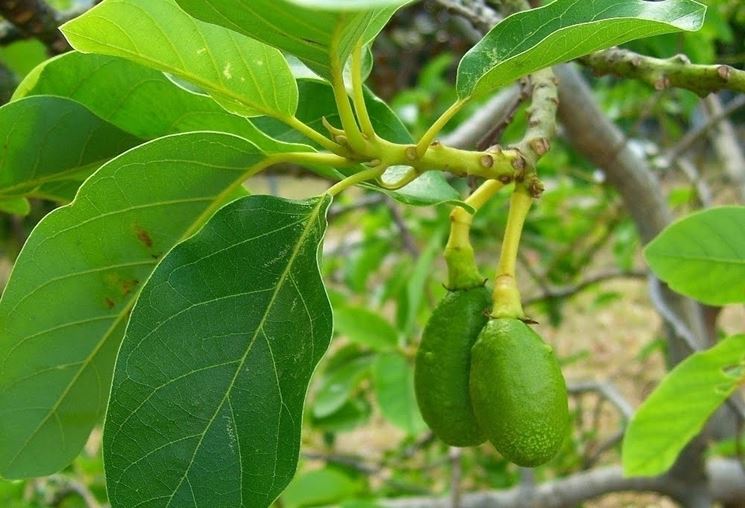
[582,47,745,96]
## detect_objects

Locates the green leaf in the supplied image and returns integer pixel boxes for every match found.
[623,335,745,476]
[61,0,298,119]
[174,0,402,79]
[282,468,362,508]
[104,194,333,508]
[0,132,267,479]
[373,353,426,435]
[644,206,745,305]
[0,96,140,198]
[457,0,706,99]
[313,355,373,418]
[334,306,398,351]
[312,398,371,433]
[14,52,294,153]
[0,197,30,216]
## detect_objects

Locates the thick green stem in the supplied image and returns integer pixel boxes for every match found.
[331,57,368,153]
[445,180,505,290]
[491,184,533,318]
[351,42,376,138]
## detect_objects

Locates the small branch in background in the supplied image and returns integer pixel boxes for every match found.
[582,48,745,96]
[676,157,713,207]
[0,0,70,54]
[386,198,420,257]
[703,94,745,202]
[523,270,647,307]
[475,78,530,150]
[567,380,634,421]
[327,194,386,220]
[43,475,101,508]
[448,447,462,508]
[661,95,745,166]
[583,430,624,469]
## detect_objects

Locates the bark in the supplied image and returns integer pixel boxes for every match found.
[382,459,745,508]
[0,0,69,54]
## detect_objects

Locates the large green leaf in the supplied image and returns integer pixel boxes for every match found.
[13,52,292,152]
[644,206,745,306]
[0,96,140,199]
[0,132,268,479]
[457,0,706,99]
[61,0,298,119]
[623,335,745,476]
[174,0,402,78]
[373,353,426,435]
[104,194,333,508]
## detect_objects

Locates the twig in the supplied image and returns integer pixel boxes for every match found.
[703,94,745,202]
[45,475,101,508]
[567,380,633,421]
[660,94,745,169]
[386,198,420,257]
[583,430,624,469]
[523,270,647,306]
[582,48,745,97]
[476,78,530,150]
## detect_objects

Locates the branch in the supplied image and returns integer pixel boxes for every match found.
[0,0,70,53]
[523,270,647,306]
[703,95,745,202]
[582,48,745,97]
[567,380,634,420]
[382,458,745,508]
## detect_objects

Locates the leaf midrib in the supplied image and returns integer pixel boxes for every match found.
[161,196,327,507]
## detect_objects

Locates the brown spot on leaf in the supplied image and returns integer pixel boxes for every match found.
[105,297,115,309]
[121,279,139,296]
[135,226,153,248]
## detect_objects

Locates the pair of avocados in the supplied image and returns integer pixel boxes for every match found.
[414,285,569,467]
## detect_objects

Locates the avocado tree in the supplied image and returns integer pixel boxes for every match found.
[0,0,744,506]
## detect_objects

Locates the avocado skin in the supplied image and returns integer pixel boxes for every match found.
[470,318,569,466]
[415,286,490,446]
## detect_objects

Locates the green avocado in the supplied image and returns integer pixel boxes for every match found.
[470,318,569,466]
[414,286,490,446]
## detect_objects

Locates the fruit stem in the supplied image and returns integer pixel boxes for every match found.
[491,183,533,318]
[444,180,504,290]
